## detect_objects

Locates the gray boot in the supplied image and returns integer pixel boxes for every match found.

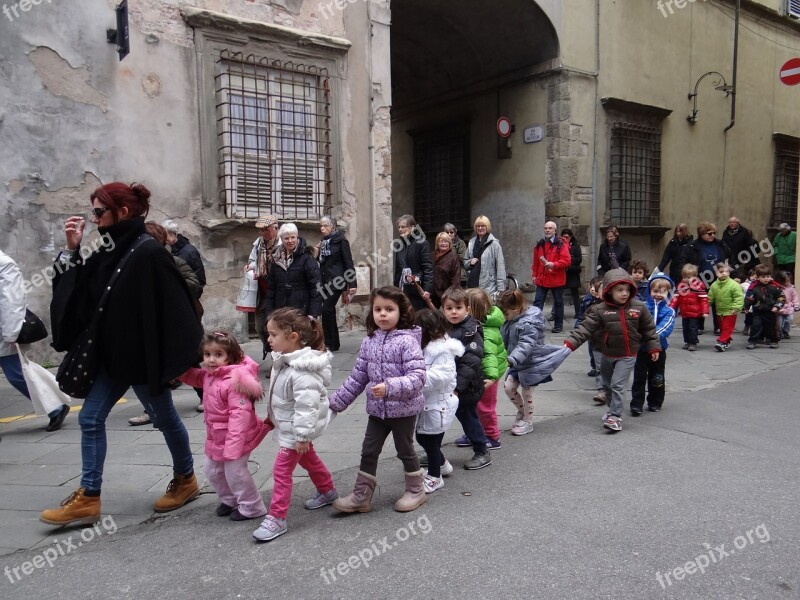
[393,469,427,512]
[333,471,376,513]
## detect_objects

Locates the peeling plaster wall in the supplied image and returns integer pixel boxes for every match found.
[0,0,386,360]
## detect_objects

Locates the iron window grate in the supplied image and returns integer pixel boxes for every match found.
[215,50,333,221]
[772,139,798,228]
[609,122,662,227]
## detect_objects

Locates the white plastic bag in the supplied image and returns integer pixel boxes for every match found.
[236,270,259,313]
[17,345,71,416]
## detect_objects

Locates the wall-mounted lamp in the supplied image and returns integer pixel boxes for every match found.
[106,0,130,62]
[687,71,733,125]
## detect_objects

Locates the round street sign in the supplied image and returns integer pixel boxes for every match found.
[496,117,512,138]
[779,58,800,86]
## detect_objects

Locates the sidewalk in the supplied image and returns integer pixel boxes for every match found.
[1,317,798,556]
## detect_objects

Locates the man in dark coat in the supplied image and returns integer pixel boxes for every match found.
[163,219,207,296]
[721,216,758,280]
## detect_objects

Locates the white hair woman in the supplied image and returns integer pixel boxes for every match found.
[265,223,323,320]
[465,215,507,301]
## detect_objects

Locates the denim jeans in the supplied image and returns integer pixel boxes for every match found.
[79,368,193,491]
[1,353,61,419]
[533,285,564,328]
[455,401,489,454]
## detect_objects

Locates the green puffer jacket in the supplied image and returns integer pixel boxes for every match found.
[481,306,508,381]
[564,268,660,358]
[708,276,744,316]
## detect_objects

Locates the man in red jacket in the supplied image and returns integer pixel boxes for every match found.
[532,221,572,333]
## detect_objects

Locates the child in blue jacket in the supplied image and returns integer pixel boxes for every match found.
[630,274,675,415]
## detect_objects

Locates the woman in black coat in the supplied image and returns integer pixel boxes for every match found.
[657,223,693,284]
[597,226,631,275]
[561,228,582,318]
[393,214,433,311]
[265,223,322,319]
[317,216,356,351]
[42,182,204,527]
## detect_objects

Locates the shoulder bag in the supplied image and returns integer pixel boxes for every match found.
[56,234,150,398]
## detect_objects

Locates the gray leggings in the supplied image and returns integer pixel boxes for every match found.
[359,415,419,476]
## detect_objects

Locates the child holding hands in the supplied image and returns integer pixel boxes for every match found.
[329,287,428,513]
[178,332,269,522]
[252,308,337,542]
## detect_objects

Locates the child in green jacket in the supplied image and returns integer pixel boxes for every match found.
[708,262,744,351]
[457,288,507,450]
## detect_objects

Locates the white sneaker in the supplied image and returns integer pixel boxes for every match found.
[511,421,534,436]
[423,474,444,494]
[128,412,151,426]
[440,459,454,477]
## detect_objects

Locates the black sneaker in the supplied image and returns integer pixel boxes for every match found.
[647,406,660,412]
[216,503,235,517]
[587,369,598,377]
[551,326,562,333]
[714,342,725,352]
[630,408,642,417]
[45,405,70,432]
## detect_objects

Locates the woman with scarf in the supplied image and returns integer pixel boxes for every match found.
[317,216,356,351]
[265,223,322,320]
[392,214,434,311]
[432,231,462,307]
[465,215,506,301]
[247,215,280,359]
[41,182,204,527]
[596,226,631,275]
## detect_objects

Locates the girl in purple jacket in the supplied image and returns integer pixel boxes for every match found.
[179,332,270,522]
[329,286,427,514]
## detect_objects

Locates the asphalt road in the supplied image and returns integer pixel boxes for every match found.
[2,362,798,600]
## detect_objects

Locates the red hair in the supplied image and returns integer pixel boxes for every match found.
[90,182,151,223]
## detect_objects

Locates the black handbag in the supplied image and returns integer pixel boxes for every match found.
[56,234,150,398]
[16,309,48,344]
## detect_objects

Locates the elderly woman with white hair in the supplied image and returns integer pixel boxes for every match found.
[317,215,356,351]
[265,223,323,320]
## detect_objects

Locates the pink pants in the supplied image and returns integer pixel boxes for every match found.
[270,444,334,519]
[476,380,500,440]
[203,454,267,518]
[716,314,737,344]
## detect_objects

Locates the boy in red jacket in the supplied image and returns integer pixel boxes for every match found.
[670,263,709,351]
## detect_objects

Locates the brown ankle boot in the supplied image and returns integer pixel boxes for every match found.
[154,472,200,513]
[332,471,376,513]
[40,487,101,526]
[394,469,427,512]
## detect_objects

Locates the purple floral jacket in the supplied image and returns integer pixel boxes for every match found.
[329,327,426,419]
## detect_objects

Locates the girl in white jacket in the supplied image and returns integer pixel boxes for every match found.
[414,309,462,493]
[252,308,337,543]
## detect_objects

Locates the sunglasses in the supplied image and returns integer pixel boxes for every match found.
[91,207,111,218]
[703,231,717,236]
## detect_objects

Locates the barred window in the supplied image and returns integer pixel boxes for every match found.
[609,122,662,227]
[772,136,799,228]
[216,51,332,220]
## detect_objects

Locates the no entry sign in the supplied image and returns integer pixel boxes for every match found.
[780,58,800,86]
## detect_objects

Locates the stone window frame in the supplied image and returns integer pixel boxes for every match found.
[772,133,799,229]
[182,8,351,228]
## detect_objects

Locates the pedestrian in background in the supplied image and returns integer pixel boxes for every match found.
[431,231,461,307]
[596,226,631,275]
[443,223,467,286]
[317,216,356,352]
[773,223,796,275]
[561,228,583,319]
[532,221,571,333]
[393,214,434,311]
[247,215,280,360]
[658,223,693,285]
[41,182,203,527]
[265,223,322,319]
[0,249,70,432]
[722,217,758,281]
[163,219,206,296]
[465,215,506,301]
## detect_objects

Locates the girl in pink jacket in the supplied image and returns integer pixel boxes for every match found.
[179,331,269,521]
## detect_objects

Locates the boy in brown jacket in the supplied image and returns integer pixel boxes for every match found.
[564,268,660,432]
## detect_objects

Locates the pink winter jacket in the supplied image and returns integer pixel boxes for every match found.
[179,355,270,461]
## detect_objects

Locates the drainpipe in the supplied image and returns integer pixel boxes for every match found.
[724,0,740,133]
[589,0,601,274]
[367,1,378,288]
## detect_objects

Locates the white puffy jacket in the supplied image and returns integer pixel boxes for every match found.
[0,250,26,358]
[267,346,332,449]
[416,336,463,435]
